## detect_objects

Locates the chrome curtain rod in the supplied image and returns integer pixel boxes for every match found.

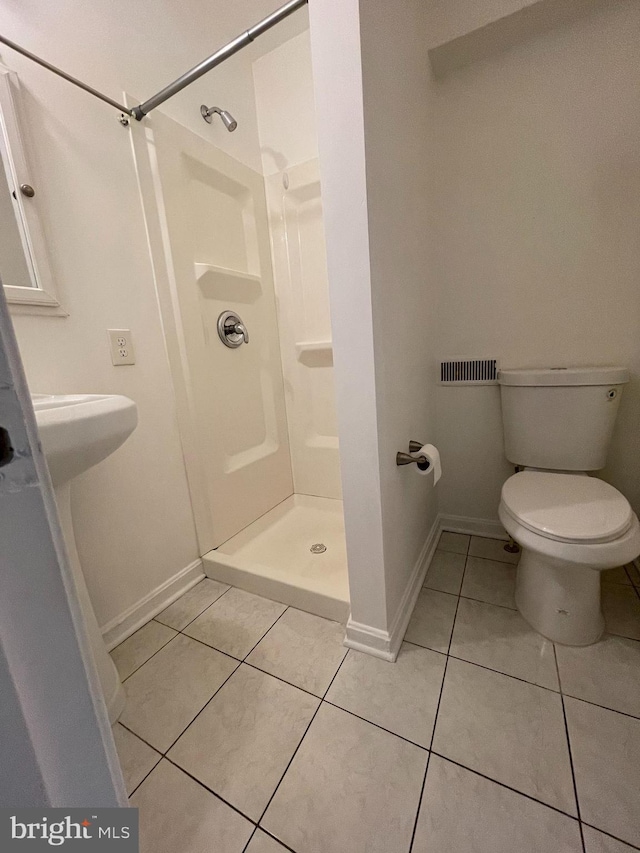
[0,0,308,123]
[132,0,308,120]
[0,33,133,116]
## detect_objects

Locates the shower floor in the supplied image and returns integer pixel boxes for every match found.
[202,494,350,622]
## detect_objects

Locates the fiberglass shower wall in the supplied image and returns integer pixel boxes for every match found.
[253,30,342,500]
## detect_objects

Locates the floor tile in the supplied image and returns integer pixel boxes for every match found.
[326,642,446,747]
[262,703,427,853]
[565,697,640,847]
[412,755,582,853]
[184,588,287,659]
[602,567,632,586]
[469,536,519,564]
[602,584,640,640]
[405,588,458,653]
[155,579,230,630]
[438,531,470,555]
[246,608,347,696]
[120,634,238,752]
[111,621,177,681]
[461,556,517,609]
[582,826,638,853]
[556,635,640,717]
[245,830,289,853]
[131,759,253,853]
[112,723,161,796]
[449,597,558,690]
[423,550,466,595]
[169,665,319,821]
[432,658,576,814]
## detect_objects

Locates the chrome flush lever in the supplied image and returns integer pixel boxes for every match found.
[217,311,249,348]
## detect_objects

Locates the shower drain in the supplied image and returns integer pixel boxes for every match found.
[310,543,327,554]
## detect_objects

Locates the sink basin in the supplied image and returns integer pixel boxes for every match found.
[33,393,138,724]
[32,394,138,486]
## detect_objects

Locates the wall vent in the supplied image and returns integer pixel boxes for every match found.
[440,359,498,385]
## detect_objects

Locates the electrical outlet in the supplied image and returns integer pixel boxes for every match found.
[107,329,136,366]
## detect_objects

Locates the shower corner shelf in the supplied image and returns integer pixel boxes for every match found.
[194,262,261,284]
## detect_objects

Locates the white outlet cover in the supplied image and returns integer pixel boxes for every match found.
[107,329,135,366]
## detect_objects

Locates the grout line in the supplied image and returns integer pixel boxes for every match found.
[156,582,234,633]
[258,827,299,853]
[458,592,518,612]
[163,755,261,826]
[242,606,290,661]
[160,660,241,756]
[446,653,560,694]
[124,752,163,800]
[118,630,181,684]
[243,659,328,701]
[169,629,242,664]
[117,720,162,754]
[321,699,429,752]
[580,822,640,852]
[429,751,583,823]
[255,700,323,827]
[240,827,258,853]
[408,549,468,853]
[255,650,352,829]
[554,644,586,853]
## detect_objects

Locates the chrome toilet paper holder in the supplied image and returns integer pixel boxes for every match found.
[396,440,430,470]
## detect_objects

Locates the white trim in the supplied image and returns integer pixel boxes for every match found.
[0,68,63,315]
[344,513,441,661]
[439,513,507,540]
[102,559,204,650]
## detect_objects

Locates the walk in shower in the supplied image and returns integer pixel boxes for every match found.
[132,9,349,621]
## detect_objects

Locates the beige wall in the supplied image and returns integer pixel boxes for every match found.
[430,0,640,523]
[0,0,306,629]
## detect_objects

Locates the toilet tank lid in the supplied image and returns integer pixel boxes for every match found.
[498,366,629,386]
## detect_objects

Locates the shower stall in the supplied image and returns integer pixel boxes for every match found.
[131,18,349,621]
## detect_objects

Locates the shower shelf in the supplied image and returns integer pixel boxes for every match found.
[194,262,261,284]
[295,340,333,366]
[295,340,333,356]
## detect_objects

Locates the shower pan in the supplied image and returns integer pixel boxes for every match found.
[131,103,349,623]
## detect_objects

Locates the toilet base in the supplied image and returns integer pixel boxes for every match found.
[516,549,604,646]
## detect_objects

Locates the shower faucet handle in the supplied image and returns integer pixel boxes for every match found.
[231,321,249,344]
[217,311,249,348]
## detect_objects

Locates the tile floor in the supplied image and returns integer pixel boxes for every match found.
[111,535,640,853]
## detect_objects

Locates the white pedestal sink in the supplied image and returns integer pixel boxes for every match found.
[33,393,138,724]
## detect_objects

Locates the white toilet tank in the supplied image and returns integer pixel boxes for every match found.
[498,366,629,471]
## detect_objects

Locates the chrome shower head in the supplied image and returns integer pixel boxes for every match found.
[201,104,238,132]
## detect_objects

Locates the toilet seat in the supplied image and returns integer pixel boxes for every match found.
[501,471,633,544]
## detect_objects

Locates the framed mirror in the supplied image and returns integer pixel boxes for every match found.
[0,66,62,314]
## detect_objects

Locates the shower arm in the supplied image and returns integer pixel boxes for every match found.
[0,0,308,123]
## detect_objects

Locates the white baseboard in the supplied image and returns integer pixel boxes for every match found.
[344,513,441,662]
[102,559,204,650]
[439,513,507,540]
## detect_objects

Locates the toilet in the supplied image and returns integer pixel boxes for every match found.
[497,366,640,646]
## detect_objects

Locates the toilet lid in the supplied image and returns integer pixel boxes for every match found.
[501,472,633,544]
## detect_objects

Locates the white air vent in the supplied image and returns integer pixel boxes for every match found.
[440,359,498,385]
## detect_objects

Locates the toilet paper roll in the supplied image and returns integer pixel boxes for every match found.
[411,444,442,484]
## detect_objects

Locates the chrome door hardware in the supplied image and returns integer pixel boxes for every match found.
[397,440,430,470]
[217,311,249,348]
[19,183,35,197]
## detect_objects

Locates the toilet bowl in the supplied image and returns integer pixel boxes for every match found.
[499,471,640,645]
